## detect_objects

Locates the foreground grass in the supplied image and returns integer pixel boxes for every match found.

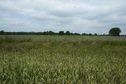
[0,35,126,84]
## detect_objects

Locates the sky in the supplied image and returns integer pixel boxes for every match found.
[0,0,126,34]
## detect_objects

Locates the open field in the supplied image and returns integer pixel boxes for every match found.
[0,35,126,84]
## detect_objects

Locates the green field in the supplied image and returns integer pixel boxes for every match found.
[0,35,126,84]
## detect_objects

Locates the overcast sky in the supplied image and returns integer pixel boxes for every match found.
[0,0,126,34]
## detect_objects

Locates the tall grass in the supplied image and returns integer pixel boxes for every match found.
[0,35,126,84]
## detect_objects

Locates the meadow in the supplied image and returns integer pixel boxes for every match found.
[0,35,126,84]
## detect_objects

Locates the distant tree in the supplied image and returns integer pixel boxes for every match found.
[94,33,97,36]
[65,31,70,35]
[82,33,88,35]
[109,27,121,36]
[59,31,64,35]
[89,33,92,35]
[74,33,80,35]
[48,31,55,35]
[0,30,4,35]
[43,31,47,35]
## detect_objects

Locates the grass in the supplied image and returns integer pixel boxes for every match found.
[0,35,126,84]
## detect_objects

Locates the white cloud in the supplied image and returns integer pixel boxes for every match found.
[0,0,126,34]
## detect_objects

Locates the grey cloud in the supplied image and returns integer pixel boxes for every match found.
[0,0,126,34]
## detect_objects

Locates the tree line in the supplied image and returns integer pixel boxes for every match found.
[0,30,96,35]
[0,27,123,36]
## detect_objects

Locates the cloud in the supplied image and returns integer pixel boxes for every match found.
[0,0,126,34]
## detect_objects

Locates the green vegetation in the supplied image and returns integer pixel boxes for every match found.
[109,27,121,36]
[0,35,126,84]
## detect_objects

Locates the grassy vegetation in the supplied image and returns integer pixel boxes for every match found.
[0,35,126,84]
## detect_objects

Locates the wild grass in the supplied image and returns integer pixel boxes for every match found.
[0,35,126,84]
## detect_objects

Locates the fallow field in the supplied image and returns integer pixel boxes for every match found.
[0,35,126,84]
